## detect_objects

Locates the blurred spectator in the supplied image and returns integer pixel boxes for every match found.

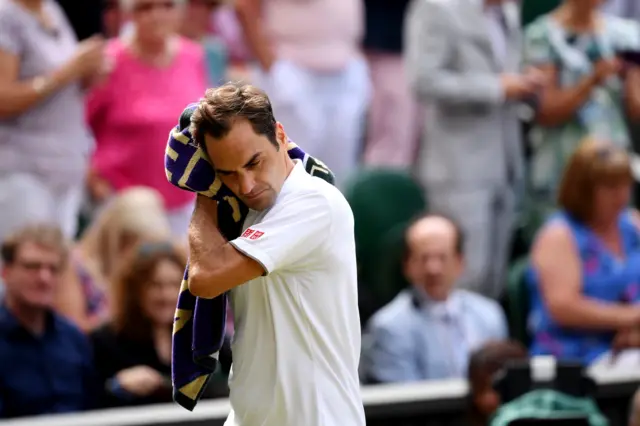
[180,0,228,86]
[0,0,106,242]
[86,0,207,238]
[55,0,104,40]
[405,0,542,298]
[56,187,172,332]
[467,340,528,426]
[523,0,640,218]
[364,214,507,383]
[527,139,640,365]
[361,0,419,168]
[91,241,183,407]
[235,0,370,187]
[0,224,95,418]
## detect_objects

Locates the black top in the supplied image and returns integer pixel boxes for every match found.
[362,0,412,53]
[90,325,173,408]
[55,0,104,40]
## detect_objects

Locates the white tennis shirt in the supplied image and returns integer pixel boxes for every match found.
[226,160,365,426]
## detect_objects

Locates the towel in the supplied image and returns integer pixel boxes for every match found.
[165,103,334,411]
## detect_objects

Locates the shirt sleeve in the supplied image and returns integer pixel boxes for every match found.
[523,20,555,67]
[229,190,332,274]
[0,9,23,55]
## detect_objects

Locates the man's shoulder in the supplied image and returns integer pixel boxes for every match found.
[368,291,417,333]
[287,172,353,218]
[457,290,504,320]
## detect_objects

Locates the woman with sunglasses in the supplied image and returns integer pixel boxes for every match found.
[86,0,207,240]
[527,139,640,365]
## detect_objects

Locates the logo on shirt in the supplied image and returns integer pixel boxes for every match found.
[241,228,255,238]
[250,231,264,240]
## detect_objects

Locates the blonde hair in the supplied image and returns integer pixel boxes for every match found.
[557,138,633,223]
[79,187,172,282]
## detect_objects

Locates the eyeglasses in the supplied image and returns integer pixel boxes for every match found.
[133,0,177,13]
[14,260,61,275]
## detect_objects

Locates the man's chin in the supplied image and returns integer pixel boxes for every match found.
[243,197,272,211]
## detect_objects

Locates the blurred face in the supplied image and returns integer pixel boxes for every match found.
[592,180,631,223]
[182,0,219,39]
[140,258,181,326]
[130,0,182,42]
[204,120,290,211]
[403,218,463,301]
[1,242,63,310]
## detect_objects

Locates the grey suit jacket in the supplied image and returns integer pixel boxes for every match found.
[363,289,508,382]
[405,0,524,187]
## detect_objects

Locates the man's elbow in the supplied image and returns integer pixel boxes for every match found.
[188,268,224,299]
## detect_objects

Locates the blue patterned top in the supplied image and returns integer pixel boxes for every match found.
[527,210,640,364]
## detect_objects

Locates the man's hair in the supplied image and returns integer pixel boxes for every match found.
[1,223,69,265]
[190,82,278,151]
[558,138,633,223]
[402,212,465,260]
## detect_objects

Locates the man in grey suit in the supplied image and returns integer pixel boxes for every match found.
[405,0,544,297]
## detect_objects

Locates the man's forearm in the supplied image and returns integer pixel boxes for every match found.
[188,195,225,277]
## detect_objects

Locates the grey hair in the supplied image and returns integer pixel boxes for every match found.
[119,0,187,12]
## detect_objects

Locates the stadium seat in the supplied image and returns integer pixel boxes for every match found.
[506,257,531,346]
[368,223,412,311]
[343,168,426,310]
[521,0,560,27]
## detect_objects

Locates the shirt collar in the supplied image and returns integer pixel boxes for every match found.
[275,159,304,200]
[411,286,463,319]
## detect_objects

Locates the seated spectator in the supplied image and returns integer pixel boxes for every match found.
[528,139,640,365]
[467,340,528,426]
[0,224,95,418]
[364,214,508,383]
[56,187,172,332]
[91,241,184,407]
[86,0,207,238]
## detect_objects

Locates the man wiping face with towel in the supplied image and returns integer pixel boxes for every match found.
[181,83,364,426]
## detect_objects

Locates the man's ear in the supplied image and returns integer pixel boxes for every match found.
[275,122,287,150]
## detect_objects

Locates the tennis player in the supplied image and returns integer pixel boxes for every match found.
[186,82,365,426]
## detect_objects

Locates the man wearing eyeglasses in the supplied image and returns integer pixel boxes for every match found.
[0,224,96,418]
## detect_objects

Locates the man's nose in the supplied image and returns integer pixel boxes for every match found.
[238,173,256,196]
[38,267,54,283]
[425,259,443,275]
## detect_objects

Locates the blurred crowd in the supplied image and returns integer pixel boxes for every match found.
[3,0,640,424]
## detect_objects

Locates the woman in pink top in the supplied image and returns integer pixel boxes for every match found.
[87,0,207,238]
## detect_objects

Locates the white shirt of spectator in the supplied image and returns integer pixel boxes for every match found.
[225,160,365,426]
